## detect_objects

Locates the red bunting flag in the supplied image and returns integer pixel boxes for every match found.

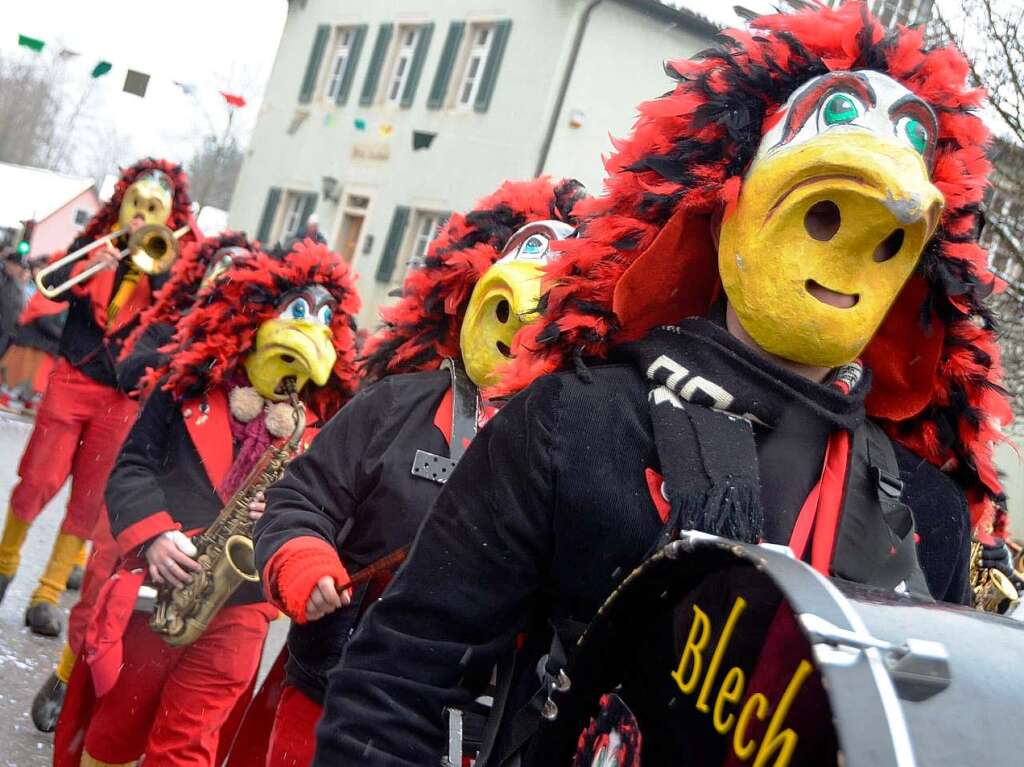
[220,92,246,108]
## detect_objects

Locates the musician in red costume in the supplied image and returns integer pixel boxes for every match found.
[76,240,359,767]
[314,5,1011,765]
[36,233,259,736]
[0,159,198,638]
[227,177,585,767]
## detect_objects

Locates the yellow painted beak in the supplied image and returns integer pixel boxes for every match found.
[718,130,945,368]
[244,318,338,401]
[459,260,545,388]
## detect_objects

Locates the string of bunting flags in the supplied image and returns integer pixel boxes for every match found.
[15,33,246,108]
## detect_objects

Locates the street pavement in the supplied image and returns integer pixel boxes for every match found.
[0,410,286,765]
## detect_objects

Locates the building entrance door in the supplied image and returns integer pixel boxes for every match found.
[339,212,364,262]
[333,191,372,263]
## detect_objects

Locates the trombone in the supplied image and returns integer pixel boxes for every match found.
[35,224,190,299]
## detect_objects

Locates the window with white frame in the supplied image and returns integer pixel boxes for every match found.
[386,26,421,105]
[280,192,307,241]
[407,211,445,271]
[323,27,356,101]
[456,24,494,109]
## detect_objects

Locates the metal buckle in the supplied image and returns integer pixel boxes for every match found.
[410,449,457,484]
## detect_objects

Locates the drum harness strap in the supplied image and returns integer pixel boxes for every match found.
[410,359,478,484]
[477,420,914,766]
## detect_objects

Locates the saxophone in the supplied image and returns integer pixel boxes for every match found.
[969,537,1021,615]
[150,384,306,647]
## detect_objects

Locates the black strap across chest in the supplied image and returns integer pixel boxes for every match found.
[409,360,479,484]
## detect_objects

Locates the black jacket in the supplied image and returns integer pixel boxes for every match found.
[255,369,454,701]
[116,321,173,394]
[48,235,166,388]
[13,310,65,356]
[106,385,266,604]
[313,363,971,766]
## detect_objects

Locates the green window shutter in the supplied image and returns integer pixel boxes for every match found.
[300,192,319,226]
[256,187,282,244]
[427,21,464,110]
[335,25,367,106]
[376,206,411,282]
[360,23,394,107]
[474,20,512,113]
[299,25,330,104]
[399,23,434,108]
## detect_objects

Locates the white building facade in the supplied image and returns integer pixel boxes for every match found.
[229,0,715,327]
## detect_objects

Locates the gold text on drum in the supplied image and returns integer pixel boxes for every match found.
[670,596,813,767]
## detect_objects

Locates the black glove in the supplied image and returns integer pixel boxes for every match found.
[981,538,1015,578]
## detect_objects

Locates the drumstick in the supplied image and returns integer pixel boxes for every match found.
[336,545,410,594]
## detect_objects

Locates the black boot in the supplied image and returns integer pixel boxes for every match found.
[25,602,63,637]
[31,672,66,732]
[0,572,10,604]
[65,565,84,592]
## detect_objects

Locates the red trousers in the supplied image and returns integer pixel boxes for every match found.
[67,511,119,654]
[84,605,274,766]
[10,359,136,538]
[267,684,322,767]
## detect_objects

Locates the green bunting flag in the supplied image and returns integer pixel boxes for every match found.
[91,61,112,78]
[17,35,45,52]
[353,118,367,131]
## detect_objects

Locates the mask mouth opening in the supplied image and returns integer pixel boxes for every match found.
[495,340,513,358]
[805,279,860,309]
[274,375,299,396]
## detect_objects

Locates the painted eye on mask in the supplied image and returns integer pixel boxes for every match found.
[895,115,929,155]
[280,298,310,321]
[818,91,864,129]
[317,305,333,325]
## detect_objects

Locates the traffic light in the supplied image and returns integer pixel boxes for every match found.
[17,219,35,257]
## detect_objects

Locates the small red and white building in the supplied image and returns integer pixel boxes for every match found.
[0,162,101,261]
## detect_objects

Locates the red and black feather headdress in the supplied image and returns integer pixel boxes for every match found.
[150,239,361,422]
[120,231,256,359]
[504,2,1012,532]
[359,177,587,383]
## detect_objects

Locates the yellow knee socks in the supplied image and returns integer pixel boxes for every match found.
[0,507,30,578]
[80,752,134,767]
[55,642,77,684]
[74,541,89,569]
[30,532,85,606]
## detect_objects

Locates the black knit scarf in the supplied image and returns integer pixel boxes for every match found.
[621,319,868,544]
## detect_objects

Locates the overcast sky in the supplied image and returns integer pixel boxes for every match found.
[0,0,288,173]
[0,0,1013,179]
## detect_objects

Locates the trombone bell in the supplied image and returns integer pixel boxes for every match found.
[128,224,188,275]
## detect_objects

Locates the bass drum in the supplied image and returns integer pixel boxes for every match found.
[531,532,1024,767]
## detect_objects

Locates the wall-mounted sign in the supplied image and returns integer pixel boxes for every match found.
[351,143,391,162]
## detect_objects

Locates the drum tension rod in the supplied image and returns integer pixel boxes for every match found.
[799,613,951,701]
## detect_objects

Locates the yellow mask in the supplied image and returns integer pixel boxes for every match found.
[118,171,174,231]
[718,70,944,368]
[244,287,338,401]
[460,221,575,388]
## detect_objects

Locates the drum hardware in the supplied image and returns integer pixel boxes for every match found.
[538,664,572,722]
[800,613,951,701]
[444,707,463,767]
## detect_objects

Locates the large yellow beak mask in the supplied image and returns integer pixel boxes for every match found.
[460,220,576,388]
[118,170,174,231]
[244,285,338,401]
[718,70,945,368]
